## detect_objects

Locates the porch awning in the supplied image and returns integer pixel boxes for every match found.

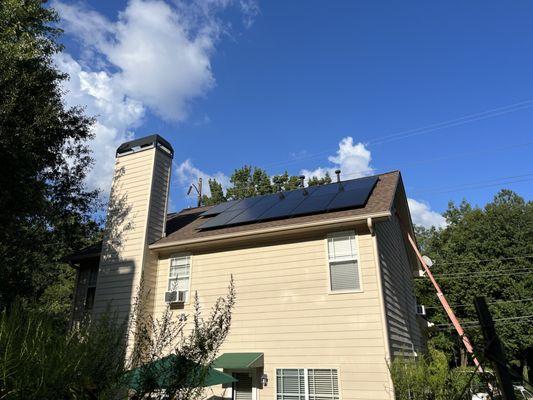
[213,352,264,369]
[126,355,237,392]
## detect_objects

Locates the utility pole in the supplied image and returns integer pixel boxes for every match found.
[187,177,203,207]
[474,297,516,400]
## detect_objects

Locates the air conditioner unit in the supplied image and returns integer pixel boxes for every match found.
[165,290,186,304]
[165,290,177,303]
[416,305,426,316]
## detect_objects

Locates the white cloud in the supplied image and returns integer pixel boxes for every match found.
[53,0,257,192]
[54,53,141,190]
[407,198,447,229]
[301,136,445,229]
[300,137,374,181]
[175,159,230,197]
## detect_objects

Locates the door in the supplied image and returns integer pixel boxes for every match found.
[233,373,253,400]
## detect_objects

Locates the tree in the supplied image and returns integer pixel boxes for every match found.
[128,278,236,399]
[0,0,99,322]
[201,179,226,206]
[414,190,533,380]
[202,166,332,206]
[308,172,332,186]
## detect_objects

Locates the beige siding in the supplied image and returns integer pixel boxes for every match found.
[93,147,172,322]
[375,216,423,357]
[153,227,393,400]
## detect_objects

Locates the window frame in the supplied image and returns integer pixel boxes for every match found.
[167,253,192,303]
[325,230,363,294]
[84,265,99,311]
[276,368,341,400]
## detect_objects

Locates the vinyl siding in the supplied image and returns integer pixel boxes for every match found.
[153,227,393,400]
[93,147,172,322]
[375,216,423,357]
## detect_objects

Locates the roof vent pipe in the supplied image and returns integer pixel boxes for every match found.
[299,175,308,195]
[335,169,341,183]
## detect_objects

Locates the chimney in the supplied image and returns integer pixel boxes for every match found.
[92,135,173,324]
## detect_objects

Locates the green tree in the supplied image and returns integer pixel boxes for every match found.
[272,171,301,192]
[225,165,274,199]
[201,168,333,205]
[308,172,332,186]
[0,0,99,322]
[415,190,533,380]
[201,179,226,206]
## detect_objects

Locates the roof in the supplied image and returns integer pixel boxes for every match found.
[154,170,400,247]
[68,171,401,260]
[116,134,174,157]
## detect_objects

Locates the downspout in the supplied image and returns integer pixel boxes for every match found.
[368,217,394,400]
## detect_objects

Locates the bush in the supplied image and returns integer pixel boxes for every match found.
[389,346,484,400]
[0,302,127,399]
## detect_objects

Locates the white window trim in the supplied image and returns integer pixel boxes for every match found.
[325,230,364,294]
[275,367,342,400]
[167,253,192,304]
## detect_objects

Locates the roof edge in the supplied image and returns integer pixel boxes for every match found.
[149,210,392,250]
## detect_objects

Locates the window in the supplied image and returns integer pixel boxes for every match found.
[327,231,361,292]
[168,255,191,301]
[307,369,339,400]
[277,369,339,400]
[84,265,98,311]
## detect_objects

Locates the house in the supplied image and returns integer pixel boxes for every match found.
[68,134,425,400]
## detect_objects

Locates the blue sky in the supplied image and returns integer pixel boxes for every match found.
[53,0,533,227]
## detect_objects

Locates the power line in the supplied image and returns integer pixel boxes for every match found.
[430,254,533,267]
[436,314,533,328]
[261,99,533,169]
[338,140,533,181]
[409,172,533,196]
[368,100,533,146]
[430,268,533,278]
[425,297,533,310]
[416,269,533,280]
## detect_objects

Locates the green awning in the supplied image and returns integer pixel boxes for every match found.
[213,352,264,369]
[126,355,236,392]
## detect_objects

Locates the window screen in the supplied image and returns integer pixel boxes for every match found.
[327,232,360,291]
[168,255,191,301]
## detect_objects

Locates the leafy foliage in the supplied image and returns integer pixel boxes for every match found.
[127,277,236,399]
[0,279,236,399]
[0,0,100,322]
[0,302,127,399]
[389,345,486,400]
[414,190,533,378]
[202,166,330,205]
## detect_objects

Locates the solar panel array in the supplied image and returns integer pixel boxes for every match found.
[199,175,379,230]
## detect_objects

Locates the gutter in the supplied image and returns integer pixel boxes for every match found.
[149,211,392,250]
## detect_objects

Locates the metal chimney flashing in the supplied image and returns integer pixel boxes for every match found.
[116,134,174,158]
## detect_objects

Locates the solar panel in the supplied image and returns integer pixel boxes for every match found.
[259,188,314,221]
[199,209,244,229]
[338,176,378,192]
[327,177,378,211]
[223,194,281,225]
[198,175,380,230]
[201,199,241,216]
[290,192,337,216]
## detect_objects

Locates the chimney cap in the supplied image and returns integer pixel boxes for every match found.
[116,134,174,158]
